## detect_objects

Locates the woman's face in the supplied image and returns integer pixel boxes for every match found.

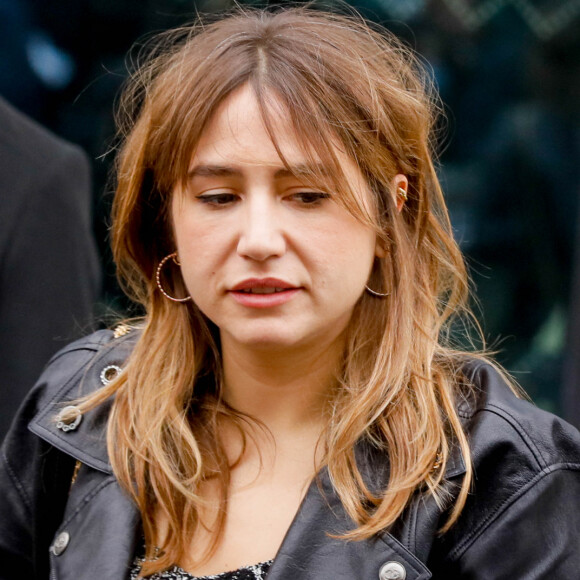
[171,84,381,355]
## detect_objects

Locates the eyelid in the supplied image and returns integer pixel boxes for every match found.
[193,189,332,207]
[288,191,332,202]
[195,191,239,205]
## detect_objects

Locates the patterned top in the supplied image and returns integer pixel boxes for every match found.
[129,559,273,580]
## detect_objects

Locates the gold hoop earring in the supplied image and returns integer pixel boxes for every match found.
[156,253,192,303]
[365,285,389,298]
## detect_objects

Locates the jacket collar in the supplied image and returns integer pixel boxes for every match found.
[29,331,466,578]
[28,331,466,481]
[29,331,136,474]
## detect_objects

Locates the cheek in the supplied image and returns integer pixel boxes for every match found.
[311,223,376,288]
[178,245,219,290]
[172,220,220,295]
[173,210,223,266]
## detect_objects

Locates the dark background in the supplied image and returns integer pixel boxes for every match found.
[1,0,579,421]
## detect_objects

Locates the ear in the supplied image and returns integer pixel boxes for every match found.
[375,239,387,258]
[375,174,408,258]
[392,174,408,213]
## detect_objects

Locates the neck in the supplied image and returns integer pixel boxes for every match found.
[220,336,343,434]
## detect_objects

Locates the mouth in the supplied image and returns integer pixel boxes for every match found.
[230,278,298,293]
[229,278,301,308]
[236,287,290,294]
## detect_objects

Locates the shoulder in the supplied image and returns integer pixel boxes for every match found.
[30,326,137,408]
[0,96,87,170]
[431,359,580,573]
[13,326,139,473]
[0,98,91,237]
[458,359,580,472]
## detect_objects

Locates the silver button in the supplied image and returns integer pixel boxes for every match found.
[51,531,70,556]
[56,406,82,432]
[100,364,122,385]
[379,561,406,580]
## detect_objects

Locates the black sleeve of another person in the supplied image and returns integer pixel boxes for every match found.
[0,97,101,439]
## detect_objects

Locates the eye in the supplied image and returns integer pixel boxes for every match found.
[195,192,239,206]
[289,191,331,206]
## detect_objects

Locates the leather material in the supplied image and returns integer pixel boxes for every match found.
[1,330,579,579]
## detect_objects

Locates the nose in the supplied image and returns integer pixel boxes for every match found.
[236,196,286,261]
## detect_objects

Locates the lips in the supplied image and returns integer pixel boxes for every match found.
[237,287,288,294]
[231,278,296,292]
[229,278,301,308]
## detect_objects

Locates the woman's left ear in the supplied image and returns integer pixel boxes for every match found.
[374,174,409,258]
[375,240,386,258]
[393,174,408,213]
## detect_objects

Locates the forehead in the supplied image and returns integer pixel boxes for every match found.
[191,84,307,169]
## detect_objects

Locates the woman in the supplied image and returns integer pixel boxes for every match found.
[1,8,579,579]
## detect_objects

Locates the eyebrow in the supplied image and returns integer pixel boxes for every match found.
[188,165,239,178]
[187,163,331,180]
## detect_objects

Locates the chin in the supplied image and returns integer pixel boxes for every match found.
[222,324,309,352]
[236,333,304,350]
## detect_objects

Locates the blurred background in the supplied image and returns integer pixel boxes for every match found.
[1,0,579,423]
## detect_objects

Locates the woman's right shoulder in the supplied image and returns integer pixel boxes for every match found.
[45,324,137,368]
[1,325,139,482]
[2,325,139,460]
[30,325,139,409]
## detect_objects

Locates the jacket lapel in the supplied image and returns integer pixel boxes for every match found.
[268,468,432,580]
[29,334,135,474]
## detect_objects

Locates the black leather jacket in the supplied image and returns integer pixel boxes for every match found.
[1,329,579,579]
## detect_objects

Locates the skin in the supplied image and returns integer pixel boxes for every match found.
[168,84,407,574]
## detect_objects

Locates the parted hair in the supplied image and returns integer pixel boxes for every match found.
[81,7,480,574]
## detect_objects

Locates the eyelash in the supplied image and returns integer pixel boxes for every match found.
[290,192,331,205]
[195,192,331,207]
[196,193,238,206]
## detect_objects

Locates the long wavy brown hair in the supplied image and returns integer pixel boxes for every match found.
[80,7,484,574]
